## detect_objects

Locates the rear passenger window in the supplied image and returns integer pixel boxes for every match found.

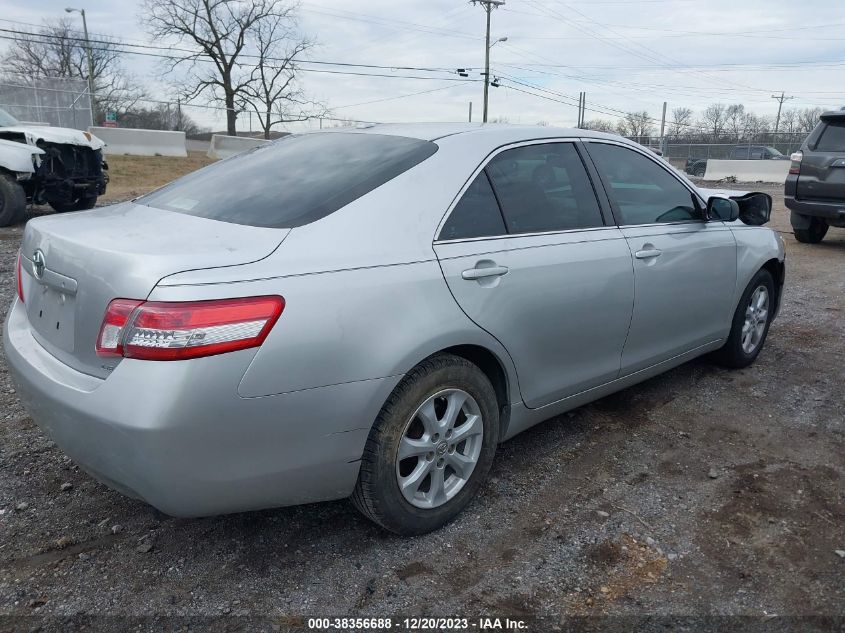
[816,122,845,151]
[587,142,702,225]
[439,172,506,240]
[484,143,604,234]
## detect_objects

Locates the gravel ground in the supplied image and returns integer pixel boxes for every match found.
[0,183,843,630]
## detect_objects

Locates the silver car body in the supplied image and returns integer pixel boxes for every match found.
[4,124,785,516]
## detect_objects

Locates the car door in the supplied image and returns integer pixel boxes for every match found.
[583,140,737,375]
[434,141,634,409]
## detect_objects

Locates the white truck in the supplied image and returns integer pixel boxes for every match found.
[0,108,108,226]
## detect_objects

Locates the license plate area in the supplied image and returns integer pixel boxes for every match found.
[26,284,76,352]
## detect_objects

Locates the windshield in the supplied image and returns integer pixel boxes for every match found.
[140,132,438,228]
[0,108,19,127]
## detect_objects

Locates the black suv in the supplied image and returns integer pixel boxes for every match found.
[785,110,845,243]
[686,145,787,177]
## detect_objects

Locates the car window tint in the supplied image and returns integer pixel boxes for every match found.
[140,133,437,228]
[439,172,506,240]
[816,121,845,151]
[587,143,702,225]
[485,143,603,234]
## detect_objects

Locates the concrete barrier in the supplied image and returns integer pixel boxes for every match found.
[207,134,269,159]
[89,127,187,157]
[703,159,790,184]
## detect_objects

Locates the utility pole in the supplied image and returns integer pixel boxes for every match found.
[473,0,505,123]
[65,7,96,125]
[576,92,586,128]
[660,101,667,153]
[771,92,795,137]
[469,101,473,122]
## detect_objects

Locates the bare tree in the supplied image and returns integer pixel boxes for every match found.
[143,0,305,135]
[743,113,771,137]
[237,13,325,139]
[668,107,693,137]
[779,108,799,135]
[699,103,727,139]
[616,111,654,138]
[1,18,146,123]
[583,119,616,133]
[118,103,206,134]
[797,107,823,134]
[725,104,746,138]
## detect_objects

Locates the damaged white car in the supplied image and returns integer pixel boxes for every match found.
[0,108,108,226]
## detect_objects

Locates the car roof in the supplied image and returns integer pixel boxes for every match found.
[820,109,845,121]
[336,121,623,144]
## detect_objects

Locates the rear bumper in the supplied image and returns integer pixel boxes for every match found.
[3,298,399,516]
[785,196,845,223]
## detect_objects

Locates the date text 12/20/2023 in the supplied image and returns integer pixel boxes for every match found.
[307,617,529,630]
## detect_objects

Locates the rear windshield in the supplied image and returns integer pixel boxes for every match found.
[816,121,845,152]
[140,132,438,228]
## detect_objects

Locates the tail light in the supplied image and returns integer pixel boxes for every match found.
[15,251,24,304]
[789,151,803,175]
[96,296,284,361]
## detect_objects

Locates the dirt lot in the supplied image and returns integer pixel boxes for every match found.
[0,173,842,630]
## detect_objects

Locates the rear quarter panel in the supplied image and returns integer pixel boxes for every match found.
[148,261,520,402]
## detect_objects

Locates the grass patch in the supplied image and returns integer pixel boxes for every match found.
[100,152,216,204]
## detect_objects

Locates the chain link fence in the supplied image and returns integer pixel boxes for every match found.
[0,78,93,130]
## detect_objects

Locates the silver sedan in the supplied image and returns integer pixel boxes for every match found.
[4,124,785,534]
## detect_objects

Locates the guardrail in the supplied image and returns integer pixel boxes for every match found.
[207,134,269,159]
[703,160,791,184]
[89,127,187,157]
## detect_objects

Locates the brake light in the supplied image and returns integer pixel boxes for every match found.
[96,296,284,361]
[96,299,144,357]
[789,151,803,175]
[15,251,24,303]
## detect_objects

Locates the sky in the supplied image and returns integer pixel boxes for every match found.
[1,0,844,132]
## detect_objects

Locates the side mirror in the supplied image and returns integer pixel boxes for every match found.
[707,196,740,222]
[734,192,772,226]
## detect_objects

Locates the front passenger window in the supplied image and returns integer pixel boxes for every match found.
[587,143,703,225]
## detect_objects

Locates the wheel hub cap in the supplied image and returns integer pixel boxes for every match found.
[741,285,769,354]
[395,388,484,509]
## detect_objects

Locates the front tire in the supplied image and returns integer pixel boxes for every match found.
[793,217,828,244]
[0,172,27,227]
[351,354,499,535]
[713,269,775,369]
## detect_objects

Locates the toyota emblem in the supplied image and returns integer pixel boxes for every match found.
[32,249,45,280]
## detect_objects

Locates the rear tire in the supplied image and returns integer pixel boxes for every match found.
[693,164,707,178]
[793,217,828,244]
[0,172,27,227]
[713,269,775,369]
[351,353,499,535]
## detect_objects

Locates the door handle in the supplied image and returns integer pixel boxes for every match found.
[634,248,662,259]
[461,265,509,280]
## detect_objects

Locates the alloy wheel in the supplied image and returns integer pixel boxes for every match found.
[741,285,769,354]
[395,389,484,509]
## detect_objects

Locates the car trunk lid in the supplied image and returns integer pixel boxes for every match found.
[19,201,288,378]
